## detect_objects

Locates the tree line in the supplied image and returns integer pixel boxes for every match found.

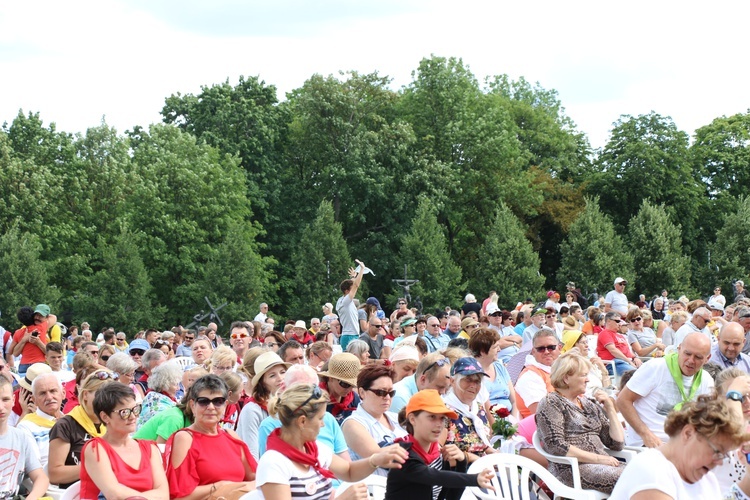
[2,55,749,332]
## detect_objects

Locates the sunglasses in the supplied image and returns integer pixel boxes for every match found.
[101,355,111,362]
[424,357,450,374]
[195,396,227,408]
[92,371,119,381]
[293,385,323,414]
[184,337,194,340]
[116,404,142,419]
[398,302,406,305]
[534,344,559,353]
[371,324,384,329]
[130,349,145,356]
[367,388,396,398]
[231,332,249,340]
[337,379,353,389]
[630,317,642,323]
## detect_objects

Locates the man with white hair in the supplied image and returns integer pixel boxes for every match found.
[673,307,714,347]
[17,372,63,468]
[256,364,351,468]
[254,303,269,323]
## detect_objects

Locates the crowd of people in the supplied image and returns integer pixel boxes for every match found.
[4,269,750,499]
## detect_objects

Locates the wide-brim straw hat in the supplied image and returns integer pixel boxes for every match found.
[252,351,291,387]
[318,353,361,387]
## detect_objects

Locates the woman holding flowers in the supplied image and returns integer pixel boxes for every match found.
[536,352,625,493]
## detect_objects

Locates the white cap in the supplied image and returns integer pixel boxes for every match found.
[294,320,306,329]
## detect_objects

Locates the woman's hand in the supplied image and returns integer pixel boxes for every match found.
[372,444,408,469]
[476,469,496,491]
[336,482,369,500]
[597,454,621,467]
[441,443,465,463]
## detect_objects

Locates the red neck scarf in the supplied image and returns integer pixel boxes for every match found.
[247,396,268,413]
[266,428,336,479]
[322,382,355,416]
[395,434,440,465]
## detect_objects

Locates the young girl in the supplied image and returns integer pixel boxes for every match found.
[387,390,494,500]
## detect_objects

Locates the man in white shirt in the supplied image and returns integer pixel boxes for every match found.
[617,332,713,447]
[254,303,269,323]
[604,277,629,315]
[17,372,62,469]
[673,307,713,346]
[515,328,560,418]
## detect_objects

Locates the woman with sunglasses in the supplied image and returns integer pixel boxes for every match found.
[626,308,666,358]
[257,383,407,500]
[98,344,116,368]
[166,374,257,500]
[319,353,362,424]
[48,369,117,488]
[342,364,407,477]
[81,383,169,499]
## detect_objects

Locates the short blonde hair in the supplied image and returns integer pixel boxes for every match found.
[550,352,593,390]
[210,346,237,370]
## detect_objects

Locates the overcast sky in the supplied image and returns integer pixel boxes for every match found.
[2,1,748,150]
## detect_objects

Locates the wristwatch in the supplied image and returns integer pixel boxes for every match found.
[726,390,744,402]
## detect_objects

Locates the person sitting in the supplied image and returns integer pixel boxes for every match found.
[617,332,714,447]
[17,372,63,469]
[342,364,407,476]
[515,328,561,418]
[626,308,666,358]
[662,310,689,347]
[318,353,361,424]
[710,368,750,496]
[708,322,750,371]
[391,353,453,414]
[0,376,49,499]
[561,330,612,394]
[165,374,256,500]
[48,369,117,488]
[387,390,494,500]
[536,353,625,494]
[596,311,642,376]
[610,392,750,499]
[469,327,518,415]
[136,361,182,430]
[389,344,420,383]
[256,383,408,500]
[80,383,168,499]
[106,352,142,403]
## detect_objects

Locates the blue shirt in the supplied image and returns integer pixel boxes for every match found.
[424,333,450,353]
[709,343,750,372]
[257,411,347,456]
[390,374,418,414]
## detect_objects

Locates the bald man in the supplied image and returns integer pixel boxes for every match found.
[708,322,750,372]
[617,332,714,447]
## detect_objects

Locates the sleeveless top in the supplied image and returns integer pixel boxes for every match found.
[343,406,407,477]
[80,437,154,499]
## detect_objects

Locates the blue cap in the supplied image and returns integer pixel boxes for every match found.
[366,297,382,309]
[451,357,489,377]
[128,339,150,354]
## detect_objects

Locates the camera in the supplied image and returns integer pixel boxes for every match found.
[31,332,39,337]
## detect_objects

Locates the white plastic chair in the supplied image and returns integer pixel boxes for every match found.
[60,481,81,500]
[467,453,598,500]
[336,473,387,500]
[532,431,635,499]
[171,357,195,370]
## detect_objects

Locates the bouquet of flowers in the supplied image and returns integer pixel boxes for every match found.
[490,405,517,445]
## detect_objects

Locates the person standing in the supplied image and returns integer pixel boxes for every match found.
[336,260,367,351]
[604,278,629,316]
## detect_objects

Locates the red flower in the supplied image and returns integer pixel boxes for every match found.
[495,407,510,419]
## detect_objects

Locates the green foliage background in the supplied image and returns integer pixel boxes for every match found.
[2,55,749,331]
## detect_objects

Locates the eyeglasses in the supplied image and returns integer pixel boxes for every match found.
[101,355,111,362]
[534,344,559,353]
[630,317,642,323]
[231,332,249,340]
[92,371,119,381]
[266,342,280,348]
[700,434,731,462]
[337,379,353,389]
[130,349,145,356]
[185,336,194,340]
[116,337,126,341]
[428,323,441,328]
[115,404,142,419]
[424,357,450,374]
[293,385,323,414]
[195,396,227,407]
[367,388,396,398]
[87,350,99,356]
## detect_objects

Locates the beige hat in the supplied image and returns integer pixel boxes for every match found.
[318,353,361,387]
[252,351,291,387]
[18,363,53,391]
[294,320,307,329]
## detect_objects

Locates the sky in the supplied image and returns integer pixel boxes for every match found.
[1,1,749,150]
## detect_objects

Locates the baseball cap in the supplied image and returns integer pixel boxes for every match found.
[405,389,458,419]
[461,317,479,330]
[614,277,628,285]
[486,303,501,315]
[128,339,150,354]
[451,357,489,377]
[34,304,51,317]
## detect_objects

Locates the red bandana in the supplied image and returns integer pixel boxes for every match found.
[247,397,268,413]
[395,434,440,465]
[266,428,336,479]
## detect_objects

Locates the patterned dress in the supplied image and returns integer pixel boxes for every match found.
[445,404,490,457]
[536,391,625,493]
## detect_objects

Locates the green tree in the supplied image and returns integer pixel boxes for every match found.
[287,201,351,319]
[75,226,164,332]
[397,198,463,312]
[627,201,692,297]
[558,197,634,298]
[692,111,750,199]
[0,225,60,329]
[711,196,750,288]
[471,203,545,308]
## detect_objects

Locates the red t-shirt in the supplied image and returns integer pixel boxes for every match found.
[80,437,155,498]
[596,328,634,360]
[12,322,49,364]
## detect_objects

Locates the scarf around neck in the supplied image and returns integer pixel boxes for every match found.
[394,434,440,465]
[69,405,105,438]
[324,383,355,416]
[442,391,492,448]
[22,409,56,428]
[665,352,703,411]
[266,428,335,479]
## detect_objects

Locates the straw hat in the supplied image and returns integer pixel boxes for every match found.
[318,353,361,387]
[18,363,52,391]
[252,351,291,387]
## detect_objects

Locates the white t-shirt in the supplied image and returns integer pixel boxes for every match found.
[514,357,552,409]
[256,444,333,500]
[604,290,628,315]
[609,448,720,499]
[624,358,714,446]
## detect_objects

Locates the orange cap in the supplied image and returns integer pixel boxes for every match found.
[405,389,458,419]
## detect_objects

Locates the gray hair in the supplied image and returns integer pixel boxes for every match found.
[147,362,183,392]
[465,293,476,303]
[532,327,558,343]
[346,339,370,358]
[284,364,319,388]
[106,352,138,375]
[142,348,166,371]
[31,372,63,394]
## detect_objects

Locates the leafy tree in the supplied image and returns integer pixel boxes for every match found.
[287,201,351,319]
[470,203,545,308]
[692,111,750,199]
[557,197,634,298]
[75,226,164,333]
[627,201,692,297]
[711,196,750,288]
[0,225,60,329]
[397,198,463,312]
